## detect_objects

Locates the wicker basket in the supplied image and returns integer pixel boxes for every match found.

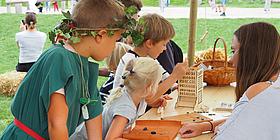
[197,37,235,86]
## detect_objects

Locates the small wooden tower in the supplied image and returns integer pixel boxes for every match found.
[176,67,203,108]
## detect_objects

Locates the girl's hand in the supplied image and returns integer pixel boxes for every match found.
[179,122,206,138]
[149,95,169,108]
[162,94,173,100]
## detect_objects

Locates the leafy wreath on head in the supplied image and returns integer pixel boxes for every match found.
[49,6,145,47]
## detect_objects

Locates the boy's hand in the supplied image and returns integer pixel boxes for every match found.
[171,59,189,80]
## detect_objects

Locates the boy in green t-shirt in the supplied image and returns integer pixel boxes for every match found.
[0,0,129,139]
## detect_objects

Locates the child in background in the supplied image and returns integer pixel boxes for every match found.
[45,0,50,12]
[113,13,188,107]
[51,0,59,12]
[0,0,126,139]
[35,2,43,13]
[100,42,132,104]
[71,57,163,139]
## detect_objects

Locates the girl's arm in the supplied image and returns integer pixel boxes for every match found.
[179,119,226,138]
[85,114,102,140]
[48,93,69,140]
[105,115,129,140]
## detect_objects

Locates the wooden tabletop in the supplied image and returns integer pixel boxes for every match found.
[139,85,236,140]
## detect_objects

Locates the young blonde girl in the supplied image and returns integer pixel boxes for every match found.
[71,57,162,139]
[100,42,132,104]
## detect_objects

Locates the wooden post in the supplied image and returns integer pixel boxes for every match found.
[188,0,198,66]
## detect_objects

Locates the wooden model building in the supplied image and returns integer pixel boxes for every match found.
[176,67,203,108]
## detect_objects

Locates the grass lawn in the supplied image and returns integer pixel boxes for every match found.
[0,13,279,135]
[0,95,13,135]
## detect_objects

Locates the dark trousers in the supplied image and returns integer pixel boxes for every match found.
[16,62,35,72]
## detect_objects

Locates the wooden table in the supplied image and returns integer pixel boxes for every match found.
[139,85,236,140]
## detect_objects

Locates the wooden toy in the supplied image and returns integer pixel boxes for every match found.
[176,67,203,108]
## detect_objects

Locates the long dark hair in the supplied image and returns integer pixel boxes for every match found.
[234,22,280,100]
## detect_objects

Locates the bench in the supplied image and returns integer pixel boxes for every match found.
[6,0,29,13]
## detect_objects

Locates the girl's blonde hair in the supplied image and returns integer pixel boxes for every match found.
[106,57,162,105]
[105,42,132,72]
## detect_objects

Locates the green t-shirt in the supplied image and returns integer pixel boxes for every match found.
[1,44,103,140]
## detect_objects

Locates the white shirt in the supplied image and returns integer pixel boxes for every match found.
[16,31,46,63]
[216,76,280,140]
[113,50,169,89]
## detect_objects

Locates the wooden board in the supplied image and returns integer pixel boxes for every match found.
[123,120,182,140]
[163,113,212,123]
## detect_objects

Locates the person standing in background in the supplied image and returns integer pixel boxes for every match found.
[264,0,272,13]
[45,0,50,12]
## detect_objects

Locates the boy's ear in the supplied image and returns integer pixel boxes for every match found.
[97,30,107,37]
[95,30,107,43]
[144,39,154,49]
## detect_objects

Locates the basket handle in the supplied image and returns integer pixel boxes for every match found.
[212,37,228,69]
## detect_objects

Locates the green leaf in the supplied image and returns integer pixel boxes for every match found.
[64,33,71,38]
[138,18,145,25]
[90,31,98,37]
[107,30,115,37]
[62,11,71,19]
[48,31,56,44]
[59,40,65,46]
[70,36,80,43]
[131,30,144,46]
[125,6,138,16]
[121,31,130,38]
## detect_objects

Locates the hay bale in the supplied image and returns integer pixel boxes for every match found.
[0,71,26,96]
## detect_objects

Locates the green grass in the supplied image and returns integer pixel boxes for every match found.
[0,95,13,135]
[0,14,280,135]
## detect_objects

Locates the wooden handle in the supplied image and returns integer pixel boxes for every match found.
[212,37,228,69]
